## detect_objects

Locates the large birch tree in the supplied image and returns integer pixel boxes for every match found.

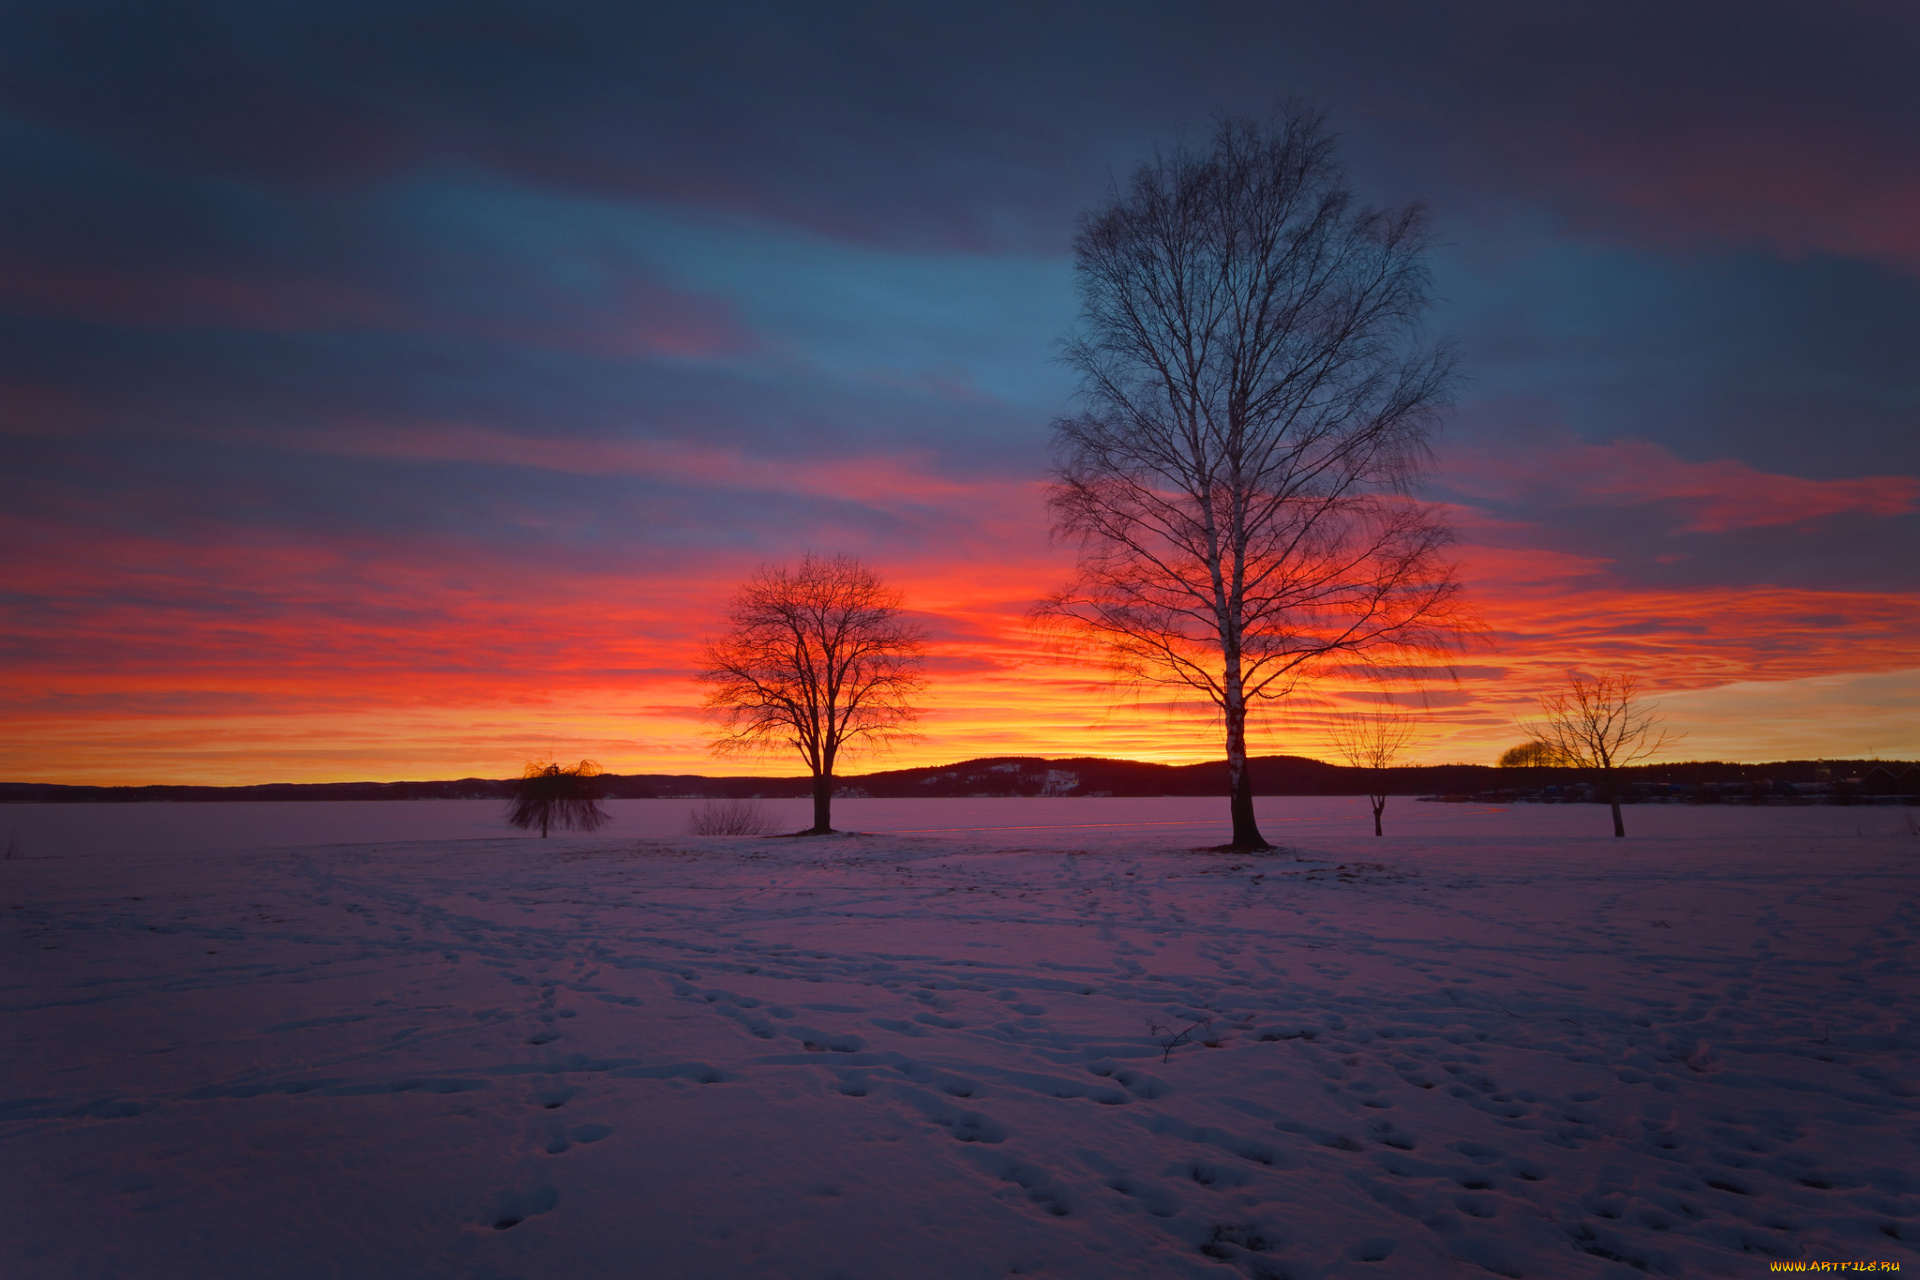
[1040,108,1469,850]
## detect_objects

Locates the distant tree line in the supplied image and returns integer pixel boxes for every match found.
[9,757,1909,808]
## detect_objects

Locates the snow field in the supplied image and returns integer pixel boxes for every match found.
[3,805,1917,1278]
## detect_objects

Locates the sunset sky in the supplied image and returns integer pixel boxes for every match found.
[3,2,1917,785]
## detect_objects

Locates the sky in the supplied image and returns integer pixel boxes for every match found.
[2,1,1917,785]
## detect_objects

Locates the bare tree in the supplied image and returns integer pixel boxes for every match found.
[1519,673,1677,837]
[1327,707,1421,836]
[505,758,610,838]
[1038,107,1470,850]
[699,554,927,835]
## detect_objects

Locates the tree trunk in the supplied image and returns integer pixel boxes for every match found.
[1372,798,1385,837]
[1224,701,1269,849]
[1602,768,1625,837]
[810,773,833,835]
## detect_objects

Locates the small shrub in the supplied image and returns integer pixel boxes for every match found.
[689,798,771,837]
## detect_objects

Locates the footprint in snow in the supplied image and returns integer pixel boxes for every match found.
[962,1150,1073,1218]
[868,1017,932,1038]
[1172,1158,1251,1189]
[545,1123,613,1154]
[1105,1173,1179,1218]
[1346,1236,1398,1262]
[893,1061,983,1098]
[795,1029,865,1053]
[1366,1116,1417,1150]
[892,1085,1007,1143]
[1086,1061,1169,1099]
[483,1186,557,1231]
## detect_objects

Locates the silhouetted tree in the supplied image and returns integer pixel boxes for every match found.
[1497,740,1564,768]
[505,759,610,838]
[699,554,927,835]
[1039,106,1470,851]
[1328,707,1421,836]
[1520,673,1677,837]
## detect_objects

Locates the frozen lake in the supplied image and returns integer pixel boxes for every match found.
[2,793,1906,860]
[4,803,1917,1276]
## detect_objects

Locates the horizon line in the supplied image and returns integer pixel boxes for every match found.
[3,752,1913,793]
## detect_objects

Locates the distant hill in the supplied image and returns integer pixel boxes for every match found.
[2,755,1912,803]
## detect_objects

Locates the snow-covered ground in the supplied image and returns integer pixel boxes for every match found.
[4,800,1917,1278]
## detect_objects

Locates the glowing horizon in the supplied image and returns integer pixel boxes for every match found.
[5,440,1913,787]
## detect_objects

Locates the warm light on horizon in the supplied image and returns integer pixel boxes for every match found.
[6,552,1914,788]
[4,439,1917,787]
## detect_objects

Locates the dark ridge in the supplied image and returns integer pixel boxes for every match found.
[1,757,1913,803]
